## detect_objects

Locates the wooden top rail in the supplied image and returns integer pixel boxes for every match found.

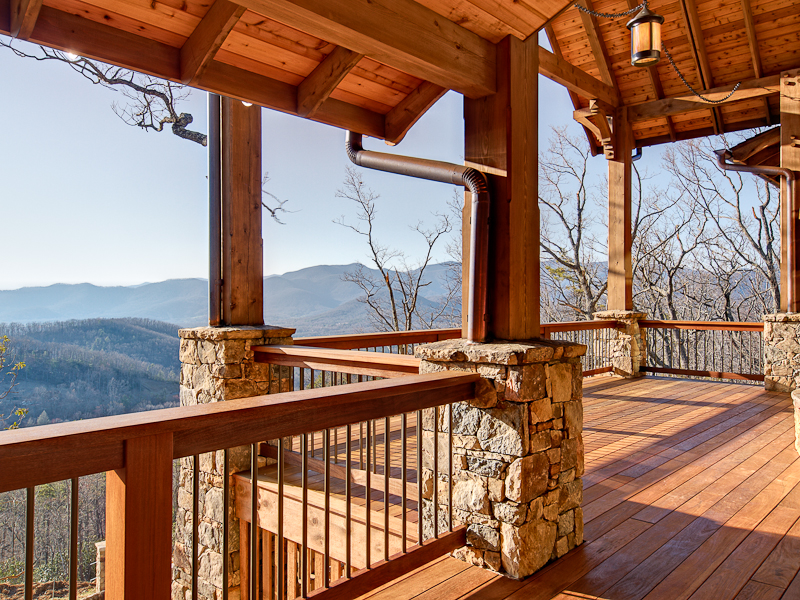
[541,320,620,333]
[252,346,421,378]
[293,328,462,349]
[639,320,764,332]
[0,371,478,495]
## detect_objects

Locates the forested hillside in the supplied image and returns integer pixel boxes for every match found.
[1,318,180,427]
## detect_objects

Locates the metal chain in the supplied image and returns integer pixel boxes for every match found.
[662,44,741,103]
[575,0,645,19]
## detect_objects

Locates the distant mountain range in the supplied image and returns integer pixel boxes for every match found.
[0,263,456,336]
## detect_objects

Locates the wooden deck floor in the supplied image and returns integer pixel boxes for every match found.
[356,376,800,600]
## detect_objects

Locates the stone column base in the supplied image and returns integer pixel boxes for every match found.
[173,325,295,600]
[764,313,800,392]
[416,338,586,580]
[593,310,646,378]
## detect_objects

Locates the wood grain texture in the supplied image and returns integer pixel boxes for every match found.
[105,433,173,600]
[297,46,364,117]
[384,80,447,144]
[293,328,460,349]
[221,96,263,326]
[538,46,619,109]
[0,371,477,493]
[180,0,245,83]
[608,108,632,311]
[781,69,800,312]
[575,0,618,93]
[10,0,42,38]
[253,345,421,377]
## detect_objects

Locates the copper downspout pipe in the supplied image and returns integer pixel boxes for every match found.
[208,93,223,326]
[715,149,797,312]
[345,132,490,342]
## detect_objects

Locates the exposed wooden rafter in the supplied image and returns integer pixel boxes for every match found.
[545,23,601,156]
[538,46,619,110]
[576,0,619,94]
[230,0,496,98]
[297,46,364,117]
[678,0,723,133]
[10,0,42,40]
[730,127,780,163]
[180,0,245,85]
[384,80,447,145]
[628,75,780,122]
[740,0,771,125]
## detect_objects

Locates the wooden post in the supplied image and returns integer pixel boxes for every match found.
[607,107,633,311]
[781,70,800,313]
[221,97,264,326]
[464,34,539,340]
[105,433,173,600]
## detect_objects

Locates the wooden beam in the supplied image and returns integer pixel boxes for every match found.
[384,80,447,145]
[230,0,496,98]
[739,0,771,124]
[678,0,722,133]
[781,70,800,313]
[607,107,633,311]
[465,35,540,340]
[180,0,245,84]
[628,75,781,121]
[730,127,780,164]
[576,0,618,93]
[539,46,619,110]
[105,433,173,600]
[10,0,41,39]
[297,46,364,117]
[221,97,263,326]
[545,23,601,156]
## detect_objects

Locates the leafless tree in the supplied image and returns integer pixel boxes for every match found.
[539,128,607,321]
[335,167,457,332]
[0,335,26,430]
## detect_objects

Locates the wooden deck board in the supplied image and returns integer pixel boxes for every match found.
[360,376,800,600]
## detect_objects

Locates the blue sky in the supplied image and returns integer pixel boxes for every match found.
[0,33,664,289]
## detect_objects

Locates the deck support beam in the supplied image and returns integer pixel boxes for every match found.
[781,70,800,313]
[220,97,264,326]
[608,108,633,312]
[464,35,539,340]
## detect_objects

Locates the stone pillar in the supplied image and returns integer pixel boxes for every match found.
[593,310,646,378]
[95,541,106,593]
[173,326,295,600]
[416,338,586,580]
[763,313,800,392]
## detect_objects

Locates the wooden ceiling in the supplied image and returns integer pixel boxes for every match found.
[2,0,798,147]
[547,0,800,150]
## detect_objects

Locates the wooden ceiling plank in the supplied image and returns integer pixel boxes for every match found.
[297,45,364,117]
[384,80,446,144]
[180,0,245,84]
[10,0,43,39]
[229,0,496,98]
[678,0,722,133]
[629,74,780,121]
[575,0,619,93]
[539,46,619,110]
[739,0,771,123]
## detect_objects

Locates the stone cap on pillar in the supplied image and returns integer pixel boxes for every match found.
[764,313,800,323]
[179,325,296,341]
[415,338,586,365]
[592,310,646,320]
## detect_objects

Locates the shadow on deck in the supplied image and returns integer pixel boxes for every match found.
[356,376,800,600]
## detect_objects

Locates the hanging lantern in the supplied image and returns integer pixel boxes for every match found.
[627,5,664,67]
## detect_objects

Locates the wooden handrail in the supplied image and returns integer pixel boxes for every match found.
[639,320,764,332]
[541,320,620,333]
[293,328,461,349]
[252,345,420,378]
[0,372,478,494]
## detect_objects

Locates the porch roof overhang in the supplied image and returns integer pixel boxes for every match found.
[0,0,578,144]
[547,0,800,152]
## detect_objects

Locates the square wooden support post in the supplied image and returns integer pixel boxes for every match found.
[221,96,264,327]
[173,325,295,600]
[417,339,586,580]
[608,107,633,312]
[105,432,174,600]
[781,70,800,313]
[464,34,539,340]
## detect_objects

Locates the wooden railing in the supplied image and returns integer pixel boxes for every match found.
[294,329,461,352]
[0,371,477,599]
[541,320,620,377]
[640,320,764,382]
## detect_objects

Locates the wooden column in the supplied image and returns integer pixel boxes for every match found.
[464,34,539,340]
[105,433,173,600]
[781,70,800,313]
[221,97,264,326]
[607,107,634,311]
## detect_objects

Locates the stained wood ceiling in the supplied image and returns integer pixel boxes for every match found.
[2,0,798,147]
